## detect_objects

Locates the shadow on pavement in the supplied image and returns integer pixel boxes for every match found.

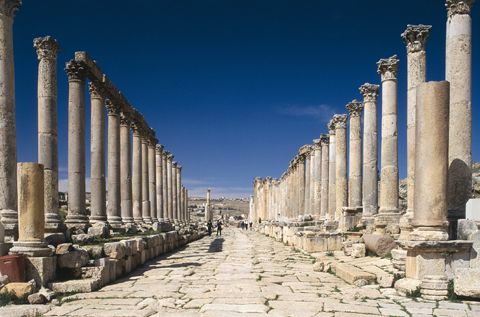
[208,237,224,253]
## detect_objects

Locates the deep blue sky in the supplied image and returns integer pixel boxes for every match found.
[13,0,479,198]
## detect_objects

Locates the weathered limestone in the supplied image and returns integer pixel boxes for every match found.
[132,124,143,223]
[446,0,474,224]
[106,100,122,227]
[359,83,380,227]
[333,114,348,228]
[205,188,212,222]
[120,113,133,224]
[176,164,182,222]
[309,149,316,216]
[320,135,329,220]
[65,60,88,229]
[328,121,336,221]
[304,148,311,215]
[172,161,178,222]
[411,81,450,241]
[400,24,431,240]
[89,82,106,223]
[34,36,62,232]
[162,151,169,222]
[141,136,151,223]
[148,139,157,223]
[10,163,51,256]
[155,144,164,222]
[346,100,363,209]
[166,153,174,221]
[0,0,21,241]
[296,151,306,217]
[376,55,400,233]
[312,139,321,219]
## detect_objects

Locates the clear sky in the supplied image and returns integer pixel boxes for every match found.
[13,0,480,198]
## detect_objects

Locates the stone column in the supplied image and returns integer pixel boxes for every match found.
[320,134,329,220]
[0,0,21,241]
[334,114,348,227]
[10,163,51,256]
[166,153,174,221]
[180,186,184,222]
[304,149,311,216]
[205,188,211,222]
[120,113,133,224]
[89,82,106,224]
[65,60,88,229]
[185,189,189,222]
[141,136,151,223]
[346,100,363,208]
[401,25,431,234]
[34,36,62,232]
[172,162,178,222]
[148,138,157,223]
[411,81,450,241]
[297,155,306,217]
[446,0,474,223]
[106,101,122,227]
[312,139,322,219]
[155,145,164,222]
[162,151,169,222]
[359,83,380,227]
[376,55,401,232]
[328,120,336,221]
[132,124,143,223]
[176,165,182,222]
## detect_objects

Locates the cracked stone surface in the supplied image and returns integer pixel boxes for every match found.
[2,229,480,316]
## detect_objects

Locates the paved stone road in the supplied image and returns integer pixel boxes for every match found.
[3,228,480,316]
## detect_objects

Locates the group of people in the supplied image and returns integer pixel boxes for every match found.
[240,220,252,230]
[206,220,223,237]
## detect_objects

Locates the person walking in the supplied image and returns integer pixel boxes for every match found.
[216,220,223,236]
[207,220,213,236]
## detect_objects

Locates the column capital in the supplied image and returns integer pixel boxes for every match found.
[166,152,174,160]
[446,0,474,17]
[120,111,132,127]
[65,60,87,82]
[320,134,330,145]
[332,114,347,129]
[177,164,182,171]
[328,118,336,134]
[401,24,432,53]
[377,55,399,81]
[312,138,321,150]
[155,144,164,153]
[88,81,105,99]
[346,99,364,117]
[359,83,380,102]
[0,0,21,17]
[33,36,60,61]
[106,99,121,116]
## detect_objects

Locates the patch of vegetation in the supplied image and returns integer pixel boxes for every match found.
[392,273,403,284]
[366,249,377,257]
[382,252,392,259]
[326,266,334,275]
[406,287,421,299]
[447,280,459,302]
[333,286,340,293]
[0,291,28,306]
[347,226,362,232]
[325,251,334,257]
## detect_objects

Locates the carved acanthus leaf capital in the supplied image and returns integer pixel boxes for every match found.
[1,0,21,17]
[33,36,60,61]
[88,81,105,99]
[65,60,87,81]
[359,83,380,102]
[377,55,399,81]
[332,114,347,129]
[106,99,120,115]
[328,118,336,133]
[120,111,132,126]
[446,0,474,17]
[401,24,432,53]
[320,134,330,145]
[346,99,363,117]
[155,144,164,153]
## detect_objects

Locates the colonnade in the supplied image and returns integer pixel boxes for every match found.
[251,0,474,239]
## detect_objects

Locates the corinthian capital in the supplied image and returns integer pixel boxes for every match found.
[320,134,329,145]
[401,24,432,53]
[120,111,132,126]
[332,114,347,129]
[33,36,60,61]
[346,99,363,117]
[377,55,399,81]
[65,60,87,82]
[88,81,104,99]
[359,83,380,102]
[106,99,120,115]
[1,0,21,17]
[156,144,164,153]
[446,0,474,17]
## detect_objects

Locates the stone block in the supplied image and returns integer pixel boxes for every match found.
[26,256,56,287]
[103,242,126,259]
[333,262,376,286]
[454,267,480,298]
[394,278,421,296]
[57,250,89,269]
[363,233,396,257]
[458,219,478,240]
[56,243,73,255]
[0,281,35,297]
[120,239,136,256]
[71,233,95,244]
[471,231,480,268]
[466,198,480,223]
[50,278,100,293]
[351,243,366,258]
[27,292,46,304]
[87,222,109,238]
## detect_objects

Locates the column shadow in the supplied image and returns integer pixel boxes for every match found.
[208,237,224,253]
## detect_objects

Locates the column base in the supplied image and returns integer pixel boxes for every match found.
[107,216,123,228]
[142,217,153,224]
[45,212,65,233]
[360,215,376,232]
[10,240,52,257]
[133,217,143,224]
[409,226,449,241]
[375,211,401,235]
[65,214,90,231]
[398,209,414,241]
[1,208,18,242]
[89,215,108,224]
[121,216,134,224]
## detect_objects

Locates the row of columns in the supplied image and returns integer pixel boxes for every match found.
[251,0,474,239]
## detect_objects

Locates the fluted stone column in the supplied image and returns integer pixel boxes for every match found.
[141,137,151,223]
[10,163,51,256]
[162,151,169,222]
[120,114,133,223]
[65,60,88,229]
[185,189,189,222]
[253,178,260,222]
[401,25,431,234]
[376,55,400,232]
[132,125,143,223]
[106,101,122,227]
[172,162,178,222]
[180,186,185,222]
[166,153,174,221]
[304,149,311,216]
[297,155,306,217]
[446,0,474,223]
[176,164,182,222]
[328,120,336,221]
[334,114,348,227]
[148,139,157,223]
[34,36,62,232]
[0,0,21,241]
[89,82,106,223]
[411,81,450,241]
[320,135,329,220]
[312,139,322,219]
[360,83,380,227]
[155,145,164,222]
[346,100,363,208]
[205,188,212,222]
[309,149,315,216]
